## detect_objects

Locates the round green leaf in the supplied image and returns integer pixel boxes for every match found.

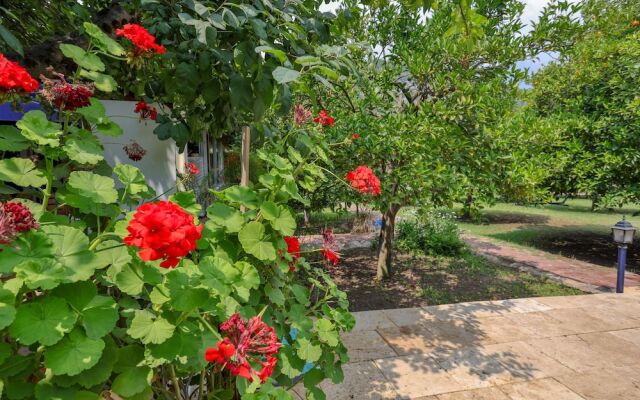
[79,70,118,93]
[238,221,276,261]
[272,66,301,84]
[59,44,105,72]
[0,289,15,330]
[0,158,46,188]
[0,231,54,274]
[296,338,322,363]
[83,22,124,56]
[15,259,68,290]
[64,129,104,165]
[45,329,105,376]
[81,296,118,339]
[10,297,77,346]
[127,310,175,345]
[16,110,62,146]
[67,171,118,204]
[206,203,245,232]
[0,126,29,151]
[114,164,152,196]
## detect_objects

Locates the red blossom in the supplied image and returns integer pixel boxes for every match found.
[134,100,157,121]
[116,24,165,55]
[41,78,93,111]
[284,236,301,272]
[0,54,38,94]
[205,314,280,383]
[0,202,38,245]
[185,162,199,175]
[346,166,381,196]
[322,248,340,267]
[353,133,359,139]
[123,201,203,268]
[313,110,335,127]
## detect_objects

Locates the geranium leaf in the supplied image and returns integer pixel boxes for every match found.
[83,22,124,56]
[60,44,105,72]
[45,329,105,376]
[52,336,117,390]
[114,164,153,196]
[234,261,260,301]
[112,345,152,397]
[67,171,118,204]
[0,289,15,330]
[127,310,175,345]
[64,129,104,165]
[0,157,46,187]
[81,296,118,339]
[222,186,259,209]
[0,126,29,151]
[206,202,245,232]
[169,190,202,216]
[16,110,63,147]
[79,70,118,93]
[14,259,68,290]
[260,202,296,235]
[10,296,77,346]
[238,221,276,261]
[295,338,321,363]
[166,269,209,312]
[0,231,54,274]
[42,225,107,282]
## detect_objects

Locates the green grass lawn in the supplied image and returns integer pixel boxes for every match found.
[457,199,640,271]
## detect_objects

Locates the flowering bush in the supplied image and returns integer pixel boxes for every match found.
[0,23,357,400]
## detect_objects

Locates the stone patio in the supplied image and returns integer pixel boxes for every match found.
[292,292,640,399]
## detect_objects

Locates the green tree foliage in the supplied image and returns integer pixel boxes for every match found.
[324,0,541,278]
[528,0,640,208]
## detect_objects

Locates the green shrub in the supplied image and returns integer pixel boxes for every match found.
[396,211,465,256]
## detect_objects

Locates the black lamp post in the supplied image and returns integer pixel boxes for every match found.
[612,217,636,293]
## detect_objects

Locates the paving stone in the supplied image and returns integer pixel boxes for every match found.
[577,331,640,367]
[503,312,575,338]
[540,308,619,334]
[424,301,514,321]
[555,366,640,400]
[382,307,438,327]
[607,327,640,347]
[498,378,585,400]
[534,295,609,310]
[437,387,510,400]
[473,316,536,344]
[341,330,398,363]
[375,355,462,397]
[579,306,640,330]
[352,310,397,332]
[484,341,573,381]
[292,361,400,400]
[527,334,626,372]
[377,324,442,356]
[432,345,515,388]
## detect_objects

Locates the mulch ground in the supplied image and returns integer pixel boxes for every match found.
[325,247,582,312]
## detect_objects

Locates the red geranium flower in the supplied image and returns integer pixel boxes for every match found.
[116,24,165,55]
[346,166,381,196]
[205,314,280,383]
[123,201,203,268]
[353,133,359,139]
[313,110,335,127]
[41,74,93,111]
[134,100,157,121]
[322,248,340,267]
[185,162,199,175]
[123,141,147,162]
[284,236,301,272]
[0,54,38,94]
[0,201,38,245]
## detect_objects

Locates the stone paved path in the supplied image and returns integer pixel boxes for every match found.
[464,234,640,293]
[291,292,640,399]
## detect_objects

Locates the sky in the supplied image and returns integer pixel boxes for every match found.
[319,0,563,73]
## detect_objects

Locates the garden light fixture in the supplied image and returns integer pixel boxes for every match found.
[612,217,635,293]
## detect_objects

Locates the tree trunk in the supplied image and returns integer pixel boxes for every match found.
[303,209,310,226]
[462,192,474,219]
[376,204,401,280]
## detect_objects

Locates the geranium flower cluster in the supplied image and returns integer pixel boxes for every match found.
[293,104,312,126]
[321,228,340,267]
[205,314,280,383]
[116,24,165,55]
[313,110,335,127]
[123,201,203,268]
[123,141,147,162]
[41,73,93,111]
[134,100,157,121]
[283,236,301,271]
[0,54,38,94]
[0,202,38,245]
[185,162,199,175]
[346,166,381,196]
